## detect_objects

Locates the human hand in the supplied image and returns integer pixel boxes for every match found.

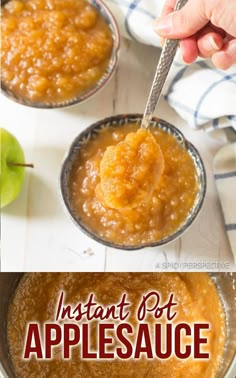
[154,0,236,69]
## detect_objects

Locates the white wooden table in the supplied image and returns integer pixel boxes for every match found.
[1,39,235,272]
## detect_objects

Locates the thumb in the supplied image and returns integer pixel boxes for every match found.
[154,0,208,39]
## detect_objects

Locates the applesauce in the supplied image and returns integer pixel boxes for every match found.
[99,128,164,209]
[1,0,113,103]
[69,123,199,246]
[7,273,226,378]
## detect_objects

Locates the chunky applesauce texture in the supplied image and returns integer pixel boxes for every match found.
[7,273,225,378]
[70,123,199,246]
[99,128,164,209]
[1,0,113,103]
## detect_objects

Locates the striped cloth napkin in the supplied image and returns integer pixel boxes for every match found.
[104,0,236,259]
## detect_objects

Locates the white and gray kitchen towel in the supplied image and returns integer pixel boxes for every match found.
[104,0,236,259]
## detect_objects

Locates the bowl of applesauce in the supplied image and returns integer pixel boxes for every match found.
[60,114,207,250]
[1,0,120,108]
[0,272,236,378]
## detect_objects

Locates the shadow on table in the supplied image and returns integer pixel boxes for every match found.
[60,76,116,119]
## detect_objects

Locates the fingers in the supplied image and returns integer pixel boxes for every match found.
[180,37,198,63]
[172,24,224,64]
[212,39,236,70]
[197,27,224,58]
[154,0,208,39]
[155,0,236,69]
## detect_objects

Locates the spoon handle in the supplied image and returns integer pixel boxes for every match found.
[141,0,189,128]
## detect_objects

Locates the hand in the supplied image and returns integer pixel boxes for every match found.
[154,0,236,69]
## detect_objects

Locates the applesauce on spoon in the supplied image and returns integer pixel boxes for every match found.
[99,128,164,209]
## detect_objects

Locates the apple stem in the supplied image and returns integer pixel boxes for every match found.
[8,162,34,168]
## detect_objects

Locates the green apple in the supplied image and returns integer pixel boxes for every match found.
[1,128,32,208]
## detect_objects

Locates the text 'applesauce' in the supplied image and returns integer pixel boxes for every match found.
[7,273,225,378]
[69,123,199,246]
[1,0,113,103]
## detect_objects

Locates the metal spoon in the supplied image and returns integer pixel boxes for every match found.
[141,0,189,128]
